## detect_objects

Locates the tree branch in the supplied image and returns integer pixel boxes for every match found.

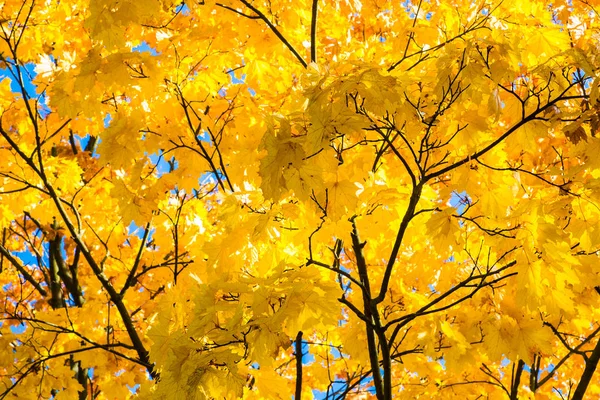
[572,337,600,400]
[120,222,151,296]
[374,183,422,304]
[0,243,47,296]
[295,331,303,400]
[310,0,318,63]
[349,216,385,400]
[236,0,307,68]
[0,123,156,378]
[510,359,525,400]
[424,89,585,181]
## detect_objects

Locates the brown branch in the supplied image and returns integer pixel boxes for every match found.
[120,222,151,296]
[204,126,235,191]
[441,379,508,392]
[48,232,66,309]
[349,216,385,400]
[172,85,232,192]
[0,18,157,381]
[0,344,149,399]
[538,325,600,388]
[374,183,422,304]
[295,331,303,400]
[50,228,84,307]
[572,337,600,399]
[510,359,525,400]
[310,0,318,63]
[216,3,261,19]
[385,260,517,332]
[476,159,579,196]
[387,3,494,72]
[0,124,156,378]
[236,0,307,68]
[307,258,364,290]
[479,363,511,397]
[0,243,47,297]
[338,296,370,325]
[425,89,585,182]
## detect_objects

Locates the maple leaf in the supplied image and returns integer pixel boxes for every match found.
[425,207,460,251]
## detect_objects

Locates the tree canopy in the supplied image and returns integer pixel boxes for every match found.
[1,0,600,398]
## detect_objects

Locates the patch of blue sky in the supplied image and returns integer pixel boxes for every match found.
[175,2,191,15]
[449,191,468,215]
[312,375,374,399]
[64,294,79,307]
[438,357,446,370]
[0,61,50,117]
[72,132,94,153]
[428,283,437,294]
[400,0,411,13]
[104,113,112,128]
[199,171,221,186]
[227,70,245,84]
[311,382,346,400]
[13,248,40,268]
[0,62,37,99]
[71,113,110,159]
[31,228,44,238]
[523,361,553,377]
[128,383,141,394]
[10,322,27,334]
[57,234,69,261]
[147,150,177,176]
[12,239,48,270]
[127,220,156,242]
[572,68,592,89]
[226,68,256,95]
[330,345,342,359]
[408,10,433,20]
[197,130,211,142]
[367,378,378,395]
[301,340,315,364]
[132,41,160,56]
[11,234,79,300]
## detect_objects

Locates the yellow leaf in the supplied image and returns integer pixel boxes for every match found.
[425,208,460,251]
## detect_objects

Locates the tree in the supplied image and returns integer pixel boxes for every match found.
[1,0,600,398]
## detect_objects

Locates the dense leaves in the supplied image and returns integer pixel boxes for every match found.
[1,0,600,399]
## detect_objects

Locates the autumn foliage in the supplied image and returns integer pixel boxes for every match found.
[2,0,600,398]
